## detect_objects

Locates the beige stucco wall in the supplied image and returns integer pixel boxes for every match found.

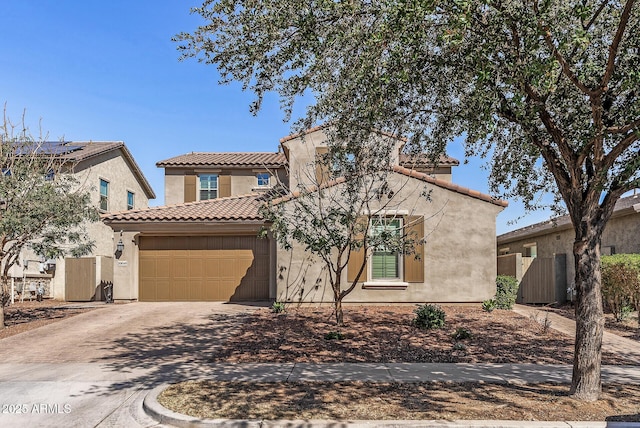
[275,172,504,303]
[163,168,288,203]
[9,149,153,300]
[164,172,185,205]
[283,129,405,191]
[497,209,640,296]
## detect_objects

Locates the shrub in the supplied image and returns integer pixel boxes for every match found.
[413,304,446,329]
[324,330,344,340]
[495,275,519,310]
[482,299,497,312]
[452,327,473,340]
[452,342,467,351]
[601,254,640,323]
[271,301,286,314]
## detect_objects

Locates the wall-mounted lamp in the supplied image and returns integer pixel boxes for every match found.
[115,230,124,258]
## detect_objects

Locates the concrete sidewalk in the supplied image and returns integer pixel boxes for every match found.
[147,361,640,384]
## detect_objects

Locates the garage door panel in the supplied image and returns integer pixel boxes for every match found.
[188,256,204,279]
[139,236,270,302]
[155,280,173,301]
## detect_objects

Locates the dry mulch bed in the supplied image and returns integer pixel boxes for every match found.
[162,305,640,422]
[0,299,96,340]
[210,305,628,365]
[159,381,640,422]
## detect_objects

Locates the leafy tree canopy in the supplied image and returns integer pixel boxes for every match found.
[177,0,639,216]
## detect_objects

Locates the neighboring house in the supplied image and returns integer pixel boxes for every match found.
[10,142,155,301]
[497,193,640,304]
[103,128,506,303]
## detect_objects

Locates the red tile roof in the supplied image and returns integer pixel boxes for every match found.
[103,193,266,223]
[399,153,459,167]
[392,165,508,207]
[156,152,287,168]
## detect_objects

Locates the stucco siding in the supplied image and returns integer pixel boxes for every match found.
[275,173,503,303]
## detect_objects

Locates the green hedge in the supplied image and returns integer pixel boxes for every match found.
[495,275,519,310]
[601,254,640,322]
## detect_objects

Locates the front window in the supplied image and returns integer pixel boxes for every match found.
[99,179,109,211]
[127,191,135,210]
[199,174,218,200]
[256,172,270,187]
[523,243,537,258]
[371,218,402,280]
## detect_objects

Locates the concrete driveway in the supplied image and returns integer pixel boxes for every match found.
[0,302,260,427]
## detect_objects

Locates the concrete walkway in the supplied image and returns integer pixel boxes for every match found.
[513,304,640,364]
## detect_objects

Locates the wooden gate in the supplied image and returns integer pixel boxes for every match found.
[65,256,114,301]
[497,254,567,304]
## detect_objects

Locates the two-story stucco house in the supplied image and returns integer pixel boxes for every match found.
[103,128,506,303]
[10,141,155,301]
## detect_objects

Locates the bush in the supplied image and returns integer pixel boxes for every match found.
[495,275,519,310]
[482,299,497,313]
[271,301,286,314]
[413,304,446,329]
[452,327,473,340]
[601,254,640,322]
[324,330,344,340]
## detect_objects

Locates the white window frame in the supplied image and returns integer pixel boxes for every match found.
[198,174,218,200]
[126,191,135,210]
[366,217,404,283]
[256,172,270,187]
[99,178,109,212]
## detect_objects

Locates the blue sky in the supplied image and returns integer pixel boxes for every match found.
[0,1,555,235]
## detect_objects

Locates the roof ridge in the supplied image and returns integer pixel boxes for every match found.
[392,165,508,207]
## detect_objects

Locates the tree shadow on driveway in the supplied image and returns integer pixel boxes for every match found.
[90,311,257,395]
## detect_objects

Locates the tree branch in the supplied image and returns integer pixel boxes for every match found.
[601,0,635,90]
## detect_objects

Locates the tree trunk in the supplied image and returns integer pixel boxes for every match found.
[0,303,4,330]
[570,229,605,401]
[334,298,344,326]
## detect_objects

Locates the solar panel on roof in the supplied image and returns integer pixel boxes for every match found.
[13,141,83,156]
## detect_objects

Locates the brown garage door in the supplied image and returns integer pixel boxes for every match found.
[139,235,270,301]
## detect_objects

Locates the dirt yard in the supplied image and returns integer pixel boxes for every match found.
[160,305,640,422]
[0,299,98,340]
[3,301,639,421]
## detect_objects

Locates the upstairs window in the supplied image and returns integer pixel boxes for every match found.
[127,191,135,210]
[99,179,109,211]
[256,172,270,187]
[199,174,218,200]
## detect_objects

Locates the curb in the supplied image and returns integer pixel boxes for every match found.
[142,384,640,428]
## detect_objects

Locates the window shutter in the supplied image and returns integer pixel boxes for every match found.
[347,216,368,283]
[315,147,330,185]
[219,174,231,198]
[184,175,196,203]
[404,215,424,283]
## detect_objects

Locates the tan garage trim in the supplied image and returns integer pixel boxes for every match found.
[139,235,269,301]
